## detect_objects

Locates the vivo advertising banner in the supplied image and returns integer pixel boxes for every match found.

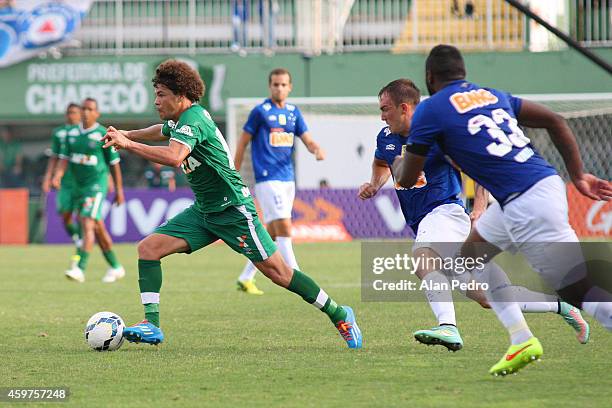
[45,186,610,244]
[0,1,93,68]
[45,188,414,244]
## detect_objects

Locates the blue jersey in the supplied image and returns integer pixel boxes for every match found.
[244,98,308,183]
[408,80,557,205]
[375,126,464,233]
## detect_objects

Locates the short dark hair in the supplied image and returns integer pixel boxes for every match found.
[82,97,98,110]
[66,103,80,113]
[153,60,205,102]
[268,68,292,84]
[426,44,466,82]
[378,79,420,106]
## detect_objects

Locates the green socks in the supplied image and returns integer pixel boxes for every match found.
[65,221,81,240]
[138,259,162,327]
[287,270,347,324]
[77,250,89,270]
[102,250,121,269]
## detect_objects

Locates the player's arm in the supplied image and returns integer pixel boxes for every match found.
[51,158,68,189]
[359,159,391,200]
[109,163,125,205]
[233,131,252,171]
[517,100,612,200]
[470,182,489,223]
[116,124,167,142]
[392,148,427,189]
[103,128,190,168]
[299,132,325,161]
[41,155,58,193]
[167,173,176,192]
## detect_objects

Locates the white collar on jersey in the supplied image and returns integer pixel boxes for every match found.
[79,122,100,133]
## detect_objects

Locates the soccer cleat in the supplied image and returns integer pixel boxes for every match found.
[236,279,264,295]
[65,266,85,283]
[102,266,126,283]
[122,320,164,345]
[558,302,590,344]
[413,325,464,352]
[335,306,362,349]
[489,337,543,376]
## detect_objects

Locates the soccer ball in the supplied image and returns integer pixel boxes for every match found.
[84,312,125,351]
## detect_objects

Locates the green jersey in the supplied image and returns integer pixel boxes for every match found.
[59,123,120,192]
[161,104,251,213]
[50,124,75,189]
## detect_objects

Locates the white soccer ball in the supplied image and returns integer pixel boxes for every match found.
[85,312,125,351]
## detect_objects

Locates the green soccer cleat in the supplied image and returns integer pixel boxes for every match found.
[489,337,543,376]
[413,325,463,351]
[558,302,590,344]
[237,279,264,295]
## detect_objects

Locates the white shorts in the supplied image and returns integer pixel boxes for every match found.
[413,203,471,259]
[254,180,295,223]
[476,175,584,289]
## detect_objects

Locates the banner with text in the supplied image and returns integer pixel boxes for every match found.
[45,186,609,244]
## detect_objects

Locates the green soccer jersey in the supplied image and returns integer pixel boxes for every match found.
[59,123,120,192]
[50,124,75,189]
[161,104,251,213]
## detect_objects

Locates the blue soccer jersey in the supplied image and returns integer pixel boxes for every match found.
[407,80,557,205]
[244,98,308,183]
[375,126,464,233]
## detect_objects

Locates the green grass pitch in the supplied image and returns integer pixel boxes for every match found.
[1,242,611,407]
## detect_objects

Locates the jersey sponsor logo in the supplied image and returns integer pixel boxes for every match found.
[394,171,427,191]
[278,114,287,125]
[181,155,201,174]
[57,130,67,138]
[450,89,499,114]
[88,132,102,141]
[176,125,194,137]
[269,129,294,147]
[68,128,80,136]
[385,144,395,150]
[70,153,98,166]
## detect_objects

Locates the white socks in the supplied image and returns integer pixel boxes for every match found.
[474,262,533,345]
[422,271,456,326]
[506,286,559,313]
[581,286,612,331]
[238,236,299,282]
[276,237,299,269]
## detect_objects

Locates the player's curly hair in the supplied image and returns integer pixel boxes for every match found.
[378,79,420,106]
[152,60,205,102]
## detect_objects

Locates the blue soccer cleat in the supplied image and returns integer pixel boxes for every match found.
[123,320,164,345]
[335,306,362,349]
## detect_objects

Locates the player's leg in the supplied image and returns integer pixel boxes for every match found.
[96,220,125,283]
[218,202,362,348]
[65,192,102,282]
[123,205,217,345]
[411,204,470,351]
[506,176,606,335]
[57,187,81,244]
[466,203,542,376]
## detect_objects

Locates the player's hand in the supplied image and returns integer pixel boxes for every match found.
[358,182,378,200]
[113,190,125,206]
[103,126,132,150]
[573,173,612,201]
[314,148,326,161]
[51,174,62,190]
[41,177,51,193]
[469,208,485,225]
